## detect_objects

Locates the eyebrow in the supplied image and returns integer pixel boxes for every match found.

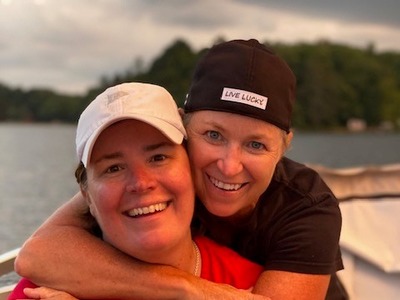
[205,120,275,141]
[143,141,174,152]
[93,152,123,164]
[202,119,225,132]
[93,141,174,164]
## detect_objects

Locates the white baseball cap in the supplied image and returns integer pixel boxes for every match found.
[76,82,187,167]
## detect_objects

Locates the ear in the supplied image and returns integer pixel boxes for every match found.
[282,131,294,154]
[178,107,184,118]
[286,131,294,145]
[80,187,96,218]
[80,186,88,201]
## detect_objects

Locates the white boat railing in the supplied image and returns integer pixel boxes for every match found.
[0,248,20,300]
[311,163,400,300]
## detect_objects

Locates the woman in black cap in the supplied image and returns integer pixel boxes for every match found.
[16,40,346,300]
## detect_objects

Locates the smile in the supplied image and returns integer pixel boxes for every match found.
[126,202,168,217]
[209,176,244,191]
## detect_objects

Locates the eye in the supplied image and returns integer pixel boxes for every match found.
[106,164,122,173]
[249,141,265,150]
[150,154,167,162]
[206,130,221,140]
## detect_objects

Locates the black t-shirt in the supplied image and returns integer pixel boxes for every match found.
[192,157,347,299]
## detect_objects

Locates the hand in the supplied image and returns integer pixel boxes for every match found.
[21,287,78,300]
[194,280,271,300]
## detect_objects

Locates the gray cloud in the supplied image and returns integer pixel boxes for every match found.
[0,0,399,94]
[238,0,400,27]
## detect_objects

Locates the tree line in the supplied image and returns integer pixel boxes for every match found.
[1,38,399,131]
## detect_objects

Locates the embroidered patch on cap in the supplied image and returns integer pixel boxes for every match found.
[221,87,268,110]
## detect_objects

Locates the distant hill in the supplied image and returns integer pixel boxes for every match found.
[1,38,399,130]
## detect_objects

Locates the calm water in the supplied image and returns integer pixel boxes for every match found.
[0,123,77,254]
[1,124,399,254]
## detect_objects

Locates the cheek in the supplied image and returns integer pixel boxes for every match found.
[86,183,118,217]
[187,143,201,170]
[248,157,277,188]
[188,140,212,171]
[174,159,194,189]
[168,162,195,208]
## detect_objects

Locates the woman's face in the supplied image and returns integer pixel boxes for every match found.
[84,120,194,263]
[186,110,290,218]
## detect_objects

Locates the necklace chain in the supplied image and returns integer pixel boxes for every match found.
[193,241,201,276]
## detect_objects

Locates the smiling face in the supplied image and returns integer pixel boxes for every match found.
[83,119,194,264]
[185,110,291,218]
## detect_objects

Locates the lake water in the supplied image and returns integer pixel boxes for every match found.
[1,123,399,254]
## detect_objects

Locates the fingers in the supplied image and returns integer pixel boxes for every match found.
[22,287,78,300]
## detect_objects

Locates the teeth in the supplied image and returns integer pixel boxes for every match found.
[209,176,242,191]
[127,202,167,217]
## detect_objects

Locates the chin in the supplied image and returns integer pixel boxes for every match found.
[205,202,237,218]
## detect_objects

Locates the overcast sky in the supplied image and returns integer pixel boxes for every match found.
[1,0,400,94]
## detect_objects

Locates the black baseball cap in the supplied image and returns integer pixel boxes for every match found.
[184,39,296,132]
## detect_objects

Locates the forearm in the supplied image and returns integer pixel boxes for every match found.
[15,227,266,300]
[15,215,193,299]
[252,270,330,300]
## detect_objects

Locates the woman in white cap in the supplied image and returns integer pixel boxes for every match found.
[8,82,265,300]
[16,40,346,300]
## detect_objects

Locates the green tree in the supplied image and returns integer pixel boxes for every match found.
[2,38,400,130]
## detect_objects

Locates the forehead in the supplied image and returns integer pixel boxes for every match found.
[103,119,164,137]
[90,120,183,165]
[95,120,172,149]
[189,110,281,134]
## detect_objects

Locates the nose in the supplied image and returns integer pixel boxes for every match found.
[126,166,156,193]
[216,145,243,177]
